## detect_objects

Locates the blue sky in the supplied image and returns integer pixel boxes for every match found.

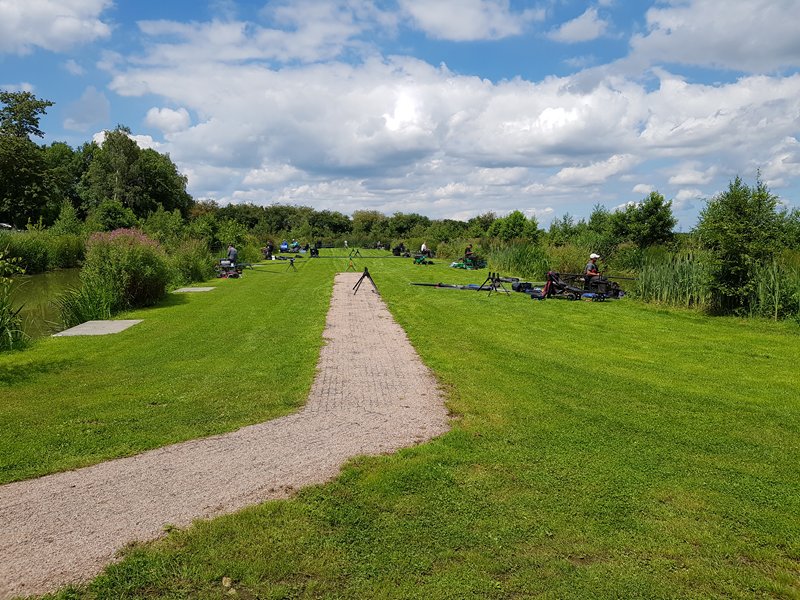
[2,0,799,230]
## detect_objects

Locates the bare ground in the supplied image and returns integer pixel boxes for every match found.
[0,272,450,599]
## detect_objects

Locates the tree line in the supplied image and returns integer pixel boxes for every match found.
[2,90,799,319]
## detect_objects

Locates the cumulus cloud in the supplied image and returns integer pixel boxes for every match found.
[398,0,543,41]
[86,3,800,221]
[63,86,110,131]
[551,155,640,186]
[93,129,162,151]
[668,162,716,186]
[64,59,84,75]
[630,0,800,72]
[0,0,112,54]
[548,8,609,43]
[145,107,191,134]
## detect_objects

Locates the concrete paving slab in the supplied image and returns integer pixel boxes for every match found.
[173,287,215,293]
[52,320,143,337]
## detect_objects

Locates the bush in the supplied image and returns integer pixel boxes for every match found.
[485,242,549,279]
[168,238,214,286]
[69,229,170,318]
[0,230,85,272]
[0,251,26,351]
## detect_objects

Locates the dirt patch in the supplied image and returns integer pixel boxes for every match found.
[0,272,449,598]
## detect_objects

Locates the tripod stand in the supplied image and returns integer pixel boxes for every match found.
[286,257,297,271]
[353,267,378,295]
[478,272,510,296]
[348,248,363,259]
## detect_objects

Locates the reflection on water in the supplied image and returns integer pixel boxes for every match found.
[9,269,81,339]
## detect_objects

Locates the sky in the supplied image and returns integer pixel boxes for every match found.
[2,0,800,230]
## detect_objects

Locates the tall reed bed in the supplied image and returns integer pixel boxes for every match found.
[633,250,711,309]
[749,256,800,320]
[0,251,26,351]
[486,242,550,279]
[57,229,171,327]
[0,230,84,273]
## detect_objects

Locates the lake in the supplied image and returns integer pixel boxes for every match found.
[10,269,81,338]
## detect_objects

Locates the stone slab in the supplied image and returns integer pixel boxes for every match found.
[173,287,215,293]
[52,320,143,337]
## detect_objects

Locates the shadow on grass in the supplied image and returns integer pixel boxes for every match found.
[0,357,83,386]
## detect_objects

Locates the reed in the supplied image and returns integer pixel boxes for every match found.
[749,257,800,320]
[0,251,27,351]
[633,250,712,309]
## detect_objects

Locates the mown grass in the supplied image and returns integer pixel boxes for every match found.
[0,257,334,483]
[4,252,799,598]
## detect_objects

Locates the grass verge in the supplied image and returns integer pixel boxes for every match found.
[3,252,798,598]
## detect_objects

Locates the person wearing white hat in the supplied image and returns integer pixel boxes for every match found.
[585,253,601,281]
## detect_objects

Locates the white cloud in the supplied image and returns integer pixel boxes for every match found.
[630,0,800,72]
[548,8,609,43]
[668,163,716,186]
[93,129,162,151]
[0,0,112,54]
[633,183,654,194]
[674,188,704,211]
[399,0,543,41]
[145,107,191,134]
[551,155,640,186]
[93,9,800,221]
[64,59,84,75]
[63,86,110,131]
[0,81,35,92]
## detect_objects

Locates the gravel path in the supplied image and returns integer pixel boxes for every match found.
[0,272,450,599]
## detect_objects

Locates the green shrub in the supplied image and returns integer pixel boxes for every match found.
[749,257,800,321]
[168,238,214,286]
[485,242,549,279]
[83,229,170,310]
[55,281,115,328]
[633,249,711,309]
[0,230,86,272]
[48,233,85,268]
[0,251,26,351]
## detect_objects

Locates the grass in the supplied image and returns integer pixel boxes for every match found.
[0,256,334,483]
[2,251,798,598]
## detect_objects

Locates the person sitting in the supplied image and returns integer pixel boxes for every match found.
[290,239,300,251]
[465,244,474,258]
[227,244,238,265]
[280,240,289,252]
[585,253,601,286]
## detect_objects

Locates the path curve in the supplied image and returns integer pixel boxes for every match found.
[0,272,449,598]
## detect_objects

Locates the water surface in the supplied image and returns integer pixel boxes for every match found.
[10,269,81,338]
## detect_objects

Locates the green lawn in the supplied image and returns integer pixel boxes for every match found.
[3,251,799,598]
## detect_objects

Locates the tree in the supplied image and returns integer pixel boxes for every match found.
[0,90,54,139]
[695,176,783,314]
[609,191,676,248]
[82,126,192,218]
[0,135,51,228]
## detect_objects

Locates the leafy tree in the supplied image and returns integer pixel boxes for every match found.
[695,176,783,314]
[0,135,51,228]
[425,219,469,242]
[467,212,496,237]
[85,199,138,232]
[609,191,676,248]
[50,200,83,235]
[0,90,53,139]
[82,126,192,218]
[216,218,249,250]
[488,210,540,243]
[388,212,430,237]
[141,206,185,245]
[351,210,389,241]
